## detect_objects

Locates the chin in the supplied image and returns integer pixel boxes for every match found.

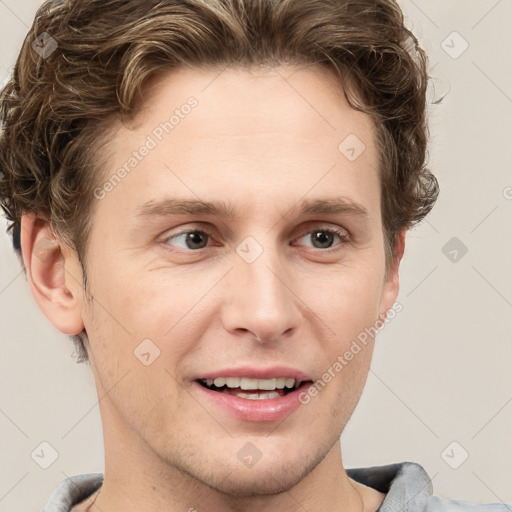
[182,447,324,499]
[207,464,308,497]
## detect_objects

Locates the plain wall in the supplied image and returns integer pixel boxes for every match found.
[0,1,511,510]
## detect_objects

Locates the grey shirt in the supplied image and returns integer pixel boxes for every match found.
[43,461,511,511]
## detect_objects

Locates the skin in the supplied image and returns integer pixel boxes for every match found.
[21,64,405,512]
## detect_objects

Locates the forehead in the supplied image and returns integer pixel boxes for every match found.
[96,64,380,224]
[138,63,372,141]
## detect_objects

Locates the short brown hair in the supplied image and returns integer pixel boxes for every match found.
[0,0,439,362]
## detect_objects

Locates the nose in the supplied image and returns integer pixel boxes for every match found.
[220,243,300,344]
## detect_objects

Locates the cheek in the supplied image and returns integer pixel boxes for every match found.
[83,260,206,376]
[302,262,384,339]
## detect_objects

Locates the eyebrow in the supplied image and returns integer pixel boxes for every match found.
[134,196,369,220]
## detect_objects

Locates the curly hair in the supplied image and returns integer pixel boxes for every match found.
[0,0,439,363]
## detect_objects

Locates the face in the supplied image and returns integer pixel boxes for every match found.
[66,65,400,494]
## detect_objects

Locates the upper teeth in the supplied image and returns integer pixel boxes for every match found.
[204,377,297,390]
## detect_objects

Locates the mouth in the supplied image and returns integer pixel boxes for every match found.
[192,367,315,422]
[196,376,307,400]
[194,377,314,422]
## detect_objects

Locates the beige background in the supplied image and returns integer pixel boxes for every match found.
[1,0,511,510]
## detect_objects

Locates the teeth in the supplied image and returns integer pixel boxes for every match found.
[275,378,286,389]
[240,378,262,390]
[225,377,239,388]
[205,377,298,390]
[235,391,281,400]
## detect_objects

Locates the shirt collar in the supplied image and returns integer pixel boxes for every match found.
[347,461,433,512]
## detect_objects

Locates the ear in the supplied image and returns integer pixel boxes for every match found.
[20,213,85,335]
[378,227,406,320]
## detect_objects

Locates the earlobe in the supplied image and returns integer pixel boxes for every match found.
[20,213,85,335]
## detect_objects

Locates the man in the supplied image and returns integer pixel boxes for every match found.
[0,0,509,511]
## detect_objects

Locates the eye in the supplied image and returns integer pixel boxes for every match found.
[163,229,212,250]
[160,225,350,253]
[294,227,349,250]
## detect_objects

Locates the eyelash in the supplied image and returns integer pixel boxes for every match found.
[160,225,351,253]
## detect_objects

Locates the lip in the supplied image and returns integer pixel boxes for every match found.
[192,365,314,422]
[193,379,314,422]
[193,365,312,383]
